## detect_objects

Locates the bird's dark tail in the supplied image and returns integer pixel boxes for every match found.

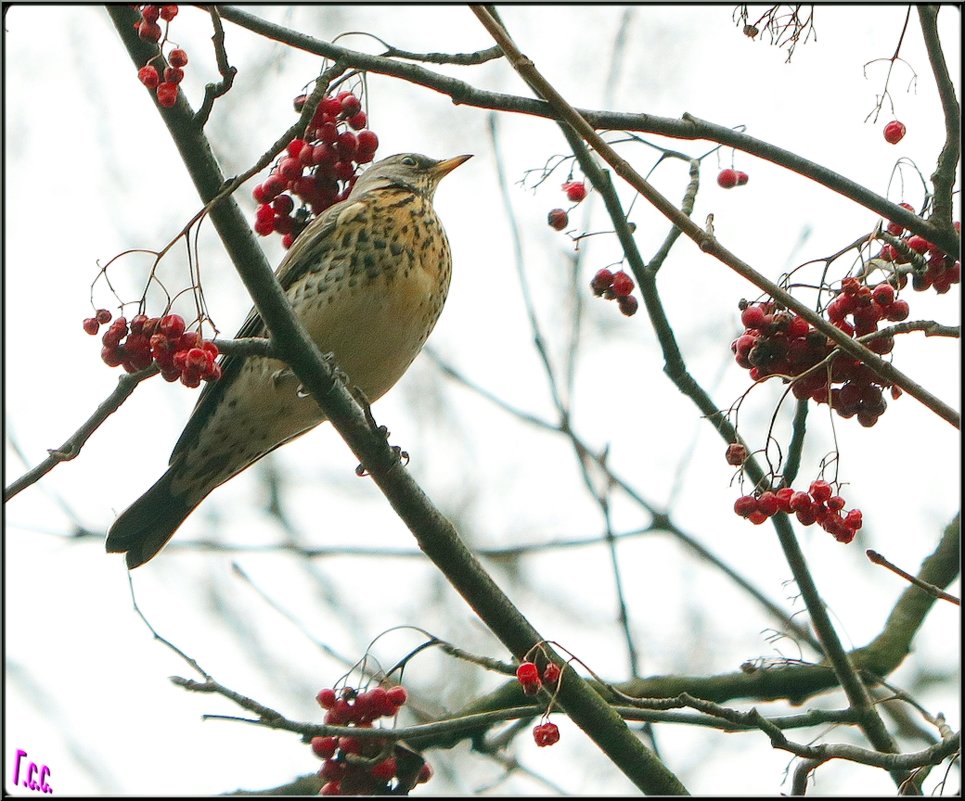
[106,467,194,569]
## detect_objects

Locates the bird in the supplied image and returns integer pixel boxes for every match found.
[106,152,471,568]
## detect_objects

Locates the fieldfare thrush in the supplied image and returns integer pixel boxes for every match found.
[106,152,471,568]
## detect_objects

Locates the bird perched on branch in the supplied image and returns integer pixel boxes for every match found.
[106,152,471,568]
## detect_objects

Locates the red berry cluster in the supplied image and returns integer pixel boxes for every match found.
[883,120,906,145]
[546,180,588,232]
[733,284,904,427]
[252,90,380,249]
[733,480,862,543]
[878,209,960,295]
[515,661,561,696]
[133,6,186,109]
[589,268,638,316]
[83,310,220,387]
[313,685,429,795]
[717,168,749,189]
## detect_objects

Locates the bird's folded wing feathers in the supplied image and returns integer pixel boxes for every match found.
[168,195,367,463]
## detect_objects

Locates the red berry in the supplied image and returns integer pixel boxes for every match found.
[725,443,747,466]
[617,295,639,317]
[717,168,739,189]
[156,82,179,107]
[83,318,100,335]
[516,662,540,685]
[883,120,906,145]
[336,131,358,160]
[808,480,832,503]
[140,4,160,22]
[159,314,185,339]
[138,64,160,89]
[740,305,766,330]
[370,757,397,781]
[590,268,614,296]
[163,66,184,84]
[357,129,379,154]
[735,171,749,186]
[533,722,560,747]
[611,271,634,297]
[95,308,113,324]
[137,20,162,41]
[311,736,338,759]
[787,315,809,339]
[562,181,587,202]
[542,663,561,686]
[547,208,568,231]
[339,92,362,117]
[871,283,895,306]
[884,299,910,322]
[845,509,863,530]
[906,235,929,254]
[734,495,758,517]
[385,685,407,707]
[775,487,795,513]
[417,763,434,785]
[159,5,178,21]
[168,48,188,68]
[789,491,812,513]
[347,111,367,131]
[757,491,780,517]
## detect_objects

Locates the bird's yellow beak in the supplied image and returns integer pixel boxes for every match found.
[433,154,473,177]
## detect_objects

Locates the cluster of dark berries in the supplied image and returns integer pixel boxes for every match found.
[883,120,906,145]
[515,661,563,747]
[733,479,862,543]
[84,310,220,387]
[134,5,185,109]
[717,168,749,189]
[312,685,431,795]
[878,210,960,295]
[590,268,638,317]
[252,90,380,249]
[733,286,903,427]
[547,180,588,231]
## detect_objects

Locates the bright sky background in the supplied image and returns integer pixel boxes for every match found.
[4,5,960,796]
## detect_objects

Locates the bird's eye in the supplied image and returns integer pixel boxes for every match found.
[401,156,417,166]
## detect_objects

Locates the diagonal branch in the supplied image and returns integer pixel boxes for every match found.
[106,6,687,794]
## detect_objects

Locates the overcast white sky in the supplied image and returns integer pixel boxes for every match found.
[4,5,960,796]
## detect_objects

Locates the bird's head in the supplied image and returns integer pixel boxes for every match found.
[350,153,472,199]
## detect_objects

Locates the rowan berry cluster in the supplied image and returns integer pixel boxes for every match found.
[133,5,187,109]
[252,90,380,249]
[717,168,749,189]
[546,179,588,232]
[516,661,563,747]
[312,685,431,795]
[733,282,904,427]
[878,210,960,294]
[83,310,220,387]
[590,268,638,317]
[733,480,862,543]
